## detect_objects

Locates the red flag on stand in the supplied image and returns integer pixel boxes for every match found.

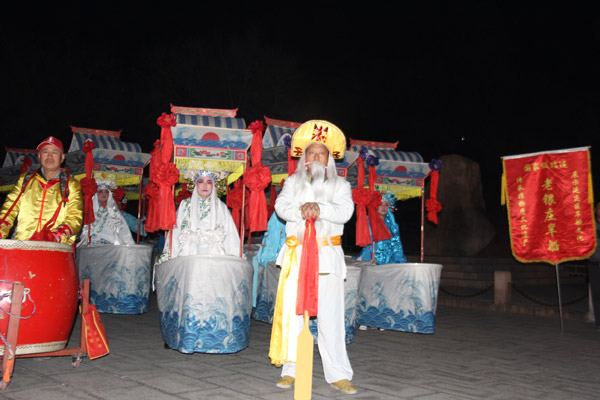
[501,147,596,264]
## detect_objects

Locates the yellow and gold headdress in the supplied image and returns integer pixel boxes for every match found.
[290,120,347,160]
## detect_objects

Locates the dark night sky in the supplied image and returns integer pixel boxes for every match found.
[2,2,599,217]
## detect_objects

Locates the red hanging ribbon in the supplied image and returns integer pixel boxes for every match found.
[367,190,392,242]
[226,179,248,232]
[20,157,32,174]
[145,161,179,232]
[352,157,371,246]
[267,184,277,218]
[176,183,192,206]
[112,187,125,203]
[243,121,271,233]
[366,165,391,242]
[244,165,272,233]
[296,218,319,317]
[145,114,178,232]
[156,113,176,164]
[81,140,97,225]
[426,170,442,224]
[288,147,298,175]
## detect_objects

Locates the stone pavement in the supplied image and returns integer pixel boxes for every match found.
[2,294,599,400]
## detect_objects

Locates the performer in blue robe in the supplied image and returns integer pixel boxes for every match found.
[359,192,408,264]
[251,212,286,306]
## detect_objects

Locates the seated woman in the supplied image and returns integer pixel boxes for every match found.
[359,192,408,264]
[156,170,240,263]
[77,180,135,246]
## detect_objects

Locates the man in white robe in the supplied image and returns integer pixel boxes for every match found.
[269,120,357,395]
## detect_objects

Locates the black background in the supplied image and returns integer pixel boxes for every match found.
[2,2,598,255]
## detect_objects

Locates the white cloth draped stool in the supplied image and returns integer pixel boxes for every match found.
[154,254,253,354]
[356,263,443,334]
[76,244,153,314]
[252,260,362,344]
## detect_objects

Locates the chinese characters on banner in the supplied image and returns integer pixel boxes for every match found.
[502,147,596,264]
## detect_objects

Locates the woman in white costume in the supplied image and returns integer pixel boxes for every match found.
[78,180,135,246]
[157,170,240,263]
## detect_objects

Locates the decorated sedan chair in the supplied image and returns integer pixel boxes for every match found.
[153,105,257,354]
[345,139,444,335]
[71,126,154,315]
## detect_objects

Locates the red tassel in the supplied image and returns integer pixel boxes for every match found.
[242,121,271,233]
[227,179,245,232]
[287,148,297,176]
[368,207,392,242]
[267,185,277,217]
[82,140,97,225]
[296,218,319,316]
[353,157,371,246]
[146,115,178,232]
[244,164,271,233]
[426,170,442,224]
[20,157,32,174]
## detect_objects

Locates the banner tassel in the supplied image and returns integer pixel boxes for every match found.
[588,171,594,205]
[501,172,507,206]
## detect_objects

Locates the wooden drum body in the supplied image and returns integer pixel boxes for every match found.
[0,240,79,355]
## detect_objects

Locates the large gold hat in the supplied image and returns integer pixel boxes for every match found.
[290,120,347,160]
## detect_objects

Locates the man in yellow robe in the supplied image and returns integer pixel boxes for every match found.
[0,136,83,245]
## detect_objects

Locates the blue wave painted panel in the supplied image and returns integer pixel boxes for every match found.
[90,290,149,314]
[356,264,441,334]
[78,247,152,315]
[159,280,252,354]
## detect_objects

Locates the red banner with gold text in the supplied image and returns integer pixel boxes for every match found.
[502,147,596,264]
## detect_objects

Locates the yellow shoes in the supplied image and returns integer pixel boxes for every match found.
[277,376,357,394]
[331,379,357,394]
[276,375,295,389]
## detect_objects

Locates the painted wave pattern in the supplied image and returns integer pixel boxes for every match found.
[90,289,149,314]
[159,278,252,354]
[81,261,151,314]
[251,275,275,324]
[252,284,358,345]
[308,288,358,344]
[356,278,439,334]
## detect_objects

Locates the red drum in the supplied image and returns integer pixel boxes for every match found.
[0,240,79,355]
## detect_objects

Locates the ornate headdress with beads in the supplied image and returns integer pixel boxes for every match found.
[290,120,347,160]
[381,192,398,209]
[96,179,117,191]
[183,169,230,196]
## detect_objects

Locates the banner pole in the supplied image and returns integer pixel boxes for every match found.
[240,184,246,258]
[555,263,564,331]
[136,181,142,244]
[420,187,425,263]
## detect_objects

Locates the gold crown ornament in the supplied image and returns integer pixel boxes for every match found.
[290,120,347,160]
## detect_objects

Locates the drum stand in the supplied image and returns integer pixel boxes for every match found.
[0,278,91,390]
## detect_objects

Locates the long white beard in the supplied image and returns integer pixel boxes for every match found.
[290,157,341,240]
[306,161,326,202]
